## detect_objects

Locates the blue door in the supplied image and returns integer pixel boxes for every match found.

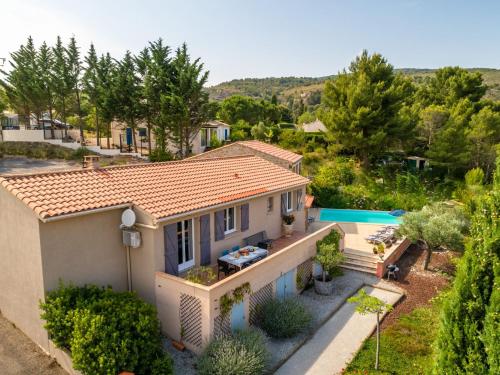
[231,300,246,331]
[276,270,296,299]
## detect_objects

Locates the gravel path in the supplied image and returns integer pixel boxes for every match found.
[0,313,66,375]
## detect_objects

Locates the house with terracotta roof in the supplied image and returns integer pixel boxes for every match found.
[189,140,303,173]
[0,154,341,355]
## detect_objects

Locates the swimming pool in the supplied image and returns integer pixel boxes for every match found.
[319,209,402,224]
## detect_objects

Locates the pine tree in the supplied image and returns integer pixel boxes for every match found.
[66,37,84,142]
[38,41,57,138]
[52,36,73,138]
[82,44,101,145]
[114,51,141,153]
[434,160,500,374]
[96,53,116,149]
[161,43,210,157]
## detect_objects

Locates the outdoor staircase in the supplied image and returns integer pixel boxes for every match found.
[341,248,380,274]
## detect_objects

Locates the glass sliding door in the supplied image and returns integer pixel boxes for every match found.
[177,219,194,272]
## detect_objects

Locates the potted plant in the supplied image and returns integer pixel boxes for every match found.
[282,214,295,237]
[314,229,345,295]
[376,243,385,260]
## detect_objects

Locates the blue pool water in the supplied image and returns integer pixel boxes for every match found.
[319,209,402,224]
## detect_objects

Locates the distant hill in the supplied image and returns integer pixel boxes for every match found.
[206,68,500,102]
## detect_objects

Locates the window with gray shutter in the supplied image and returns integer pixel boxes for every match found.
[296,189,303,210]
[164,223,179,276]
[281,193,286,216]
[214,210,225,241]
[200,214,211,265]
[240,203,249,231]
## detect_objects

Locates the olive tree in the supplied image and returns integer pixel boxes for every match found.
[348,289,393,370]
[398,202,468,270]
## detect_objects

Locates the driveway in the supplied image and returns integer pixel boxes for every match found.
[275,285,403,375]
[0,313,66,375]
[0,156,79,175]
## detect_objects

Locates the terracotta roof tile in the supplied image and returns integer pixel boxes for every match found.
[238,140,303,164]
[0,156,309,221]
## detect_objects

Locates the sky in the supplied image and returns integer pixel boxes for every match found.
[1,0,499,86]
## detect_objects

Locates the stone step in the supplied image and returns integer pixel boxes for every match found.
[343,248,380,259]
[342,259,377,270]
[341,263,378,274]
[343,252,380,264]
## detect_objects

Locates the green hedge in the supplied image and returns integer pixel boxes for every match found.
[258,298,312,338]
[197,329,269,375]
[40,283,172,375]
[0,141,93,160]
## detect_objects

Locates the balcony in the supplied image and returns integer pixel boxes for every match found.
[154,222,341,354]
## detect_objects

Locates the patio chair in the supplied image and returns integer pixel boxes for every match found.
[221,249,230,257]
[217,259,236,280]
[243,231,273,250]
[386,264,400,280]
[231,245,240,252]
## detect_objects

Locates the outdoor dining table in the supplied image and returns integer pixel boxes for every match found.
[218,246,268,270]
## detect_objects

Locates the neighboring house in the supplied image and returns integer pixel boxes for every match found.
[110,120,231,155]
[405,156,428,171]
[189,140,303,174]
[301,119,327,133]
[0,154,341,355]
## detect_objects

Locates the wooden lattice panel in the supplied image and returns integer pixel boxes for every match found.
[213,313,231,338]
[179,293,202,347]
[249,282,274,325]
[296,259,312,292]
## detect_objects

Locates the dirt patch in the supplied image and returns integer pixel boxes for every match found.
[0,313,66,375]
[380,244,458,329]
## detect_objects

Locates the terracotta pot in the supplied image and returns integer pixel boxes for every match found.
[283,223,294,237]
[172,340,185,351]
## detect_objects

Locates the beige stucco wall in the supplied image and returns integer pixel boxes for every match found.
[39,209,128,294]
[0,188,48,350]
[157,187,307,271]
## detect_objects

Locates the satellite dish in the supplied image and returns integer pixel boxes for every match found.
[121,208,136,228]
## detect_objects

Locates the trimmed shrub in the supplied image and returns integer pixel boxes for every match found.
[40,283,105,349]
[258,298,312,338]
[40,283,172,375]
[149,148,174,162]
[197,329,269,375]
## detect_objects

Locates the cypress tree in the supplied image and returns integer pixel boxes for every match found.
[435,160,500,374]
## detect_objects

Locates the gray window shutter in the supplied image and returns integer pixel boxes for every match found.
[200,214,211,265]
[164,223,178,276]
[240,204,249,232]
[281,193,287,216]
[296,189,303,210]
[214,210,225,241]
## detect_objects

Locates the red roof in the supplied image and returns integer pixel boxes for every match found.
[237,140,302,164]
[0,156,309,222]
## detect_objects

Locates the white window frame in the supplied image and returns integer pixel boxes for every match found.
[224,128,229,140]
[200,128,208,147]
[177,219,195,272]
[224,206,236,234]
[286,191,293,213]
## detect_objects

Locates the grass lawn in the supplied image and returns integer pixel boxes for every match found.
[344,297,442,374]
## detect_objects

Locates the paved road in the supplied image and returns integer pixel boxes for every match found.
[0,156,78,175]
[0,313,66,375]
[275,286,402,375]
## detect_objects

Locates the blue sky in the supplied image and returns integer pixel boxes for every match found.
[1,0,499,85]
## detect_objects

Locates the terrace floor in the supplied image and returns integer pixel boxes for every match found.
[180,231,310,285]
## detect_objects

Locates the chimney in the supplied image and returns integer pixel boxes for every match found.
[83,155,100,169]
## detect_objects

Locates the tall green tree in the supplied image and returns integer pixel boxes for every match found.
[161,43,210,157]
[52,36,74,138]
[114,51,141,152]
[434,160,500,374]
[320,50,414,167]
[467,106,500,178]
[96,53,116,149]
[82,44,101,145]
[38,41,56,138]
[66,37,85,143]
[141,39,173,156]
